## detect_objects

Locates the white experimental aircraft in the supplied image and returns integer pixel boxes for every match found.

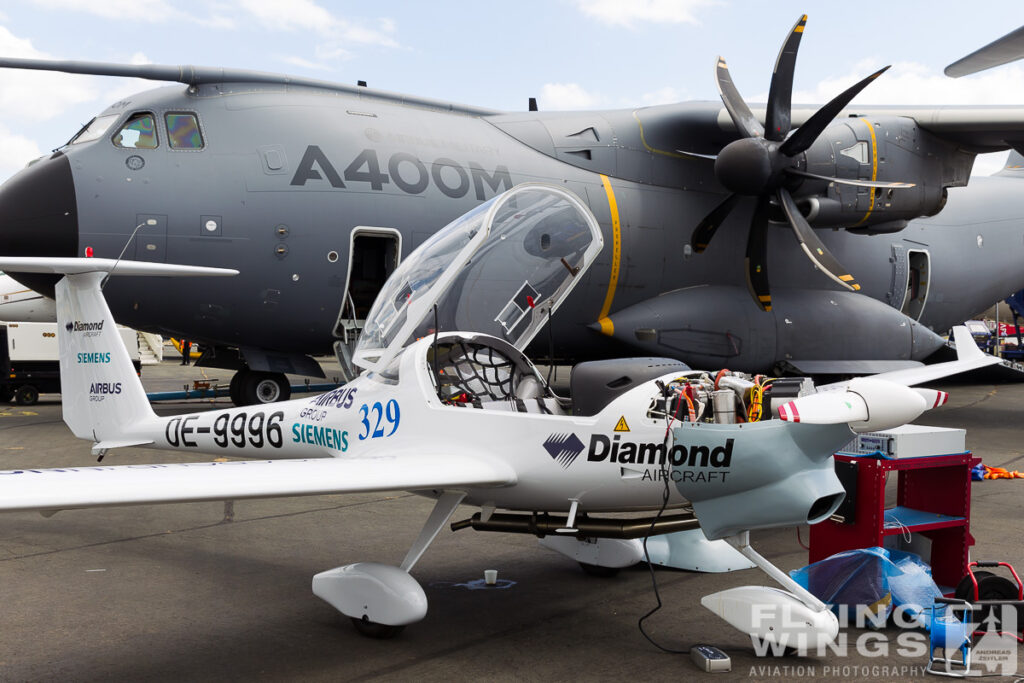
[0,184,999,648]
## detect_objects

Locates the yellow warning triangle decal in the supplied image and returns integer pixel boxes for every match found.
[614,416,630,432]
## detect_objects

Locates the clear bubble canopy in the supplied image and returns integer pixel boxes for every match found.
[353,183,604,372]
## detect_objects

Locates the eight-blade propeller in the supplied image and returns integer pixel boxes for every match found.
[690,15,911,312]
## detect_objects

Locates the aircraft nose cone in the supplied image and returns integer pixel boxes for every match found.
[0,153,78,294]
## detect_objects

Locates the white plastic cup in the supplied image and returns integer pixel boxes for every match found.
[484,569,498,585]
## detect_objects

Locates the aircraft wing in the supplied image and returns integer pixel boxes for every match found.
[0,453,516,513]
[819,325,1001,391]
[780,105,1024,154]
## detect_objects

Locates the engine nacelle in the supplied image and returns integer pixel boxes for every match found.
[796,115,972,231]
[672,420,850,539]
[600,286,945,373]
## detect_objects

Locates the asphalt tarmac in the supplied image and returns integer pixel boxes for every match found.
[1,360,1022,682]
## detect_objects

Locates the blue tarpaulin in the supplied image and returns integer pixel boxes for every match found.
[790,547,943,628]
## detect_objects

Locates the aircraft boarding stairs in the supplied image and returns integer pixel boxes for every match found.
[136,332,163,365]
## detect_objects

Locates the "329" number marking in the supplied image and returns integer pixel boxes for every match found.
[358,400,400,441]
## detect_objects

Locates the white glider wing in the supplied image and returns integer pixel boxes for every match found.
[819,325,1001,391]
[0,453,516,513]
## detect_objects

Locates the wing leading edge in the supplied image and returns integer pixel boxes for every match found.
[0,453,516,513]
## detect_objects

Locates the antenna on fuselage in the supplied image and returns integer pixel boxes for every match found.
[101,218,158,289]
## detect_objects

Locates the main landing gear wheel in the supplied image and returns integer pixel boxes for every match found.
[14,385,39,405]
[229,369,290,406]
[350,616,405,639]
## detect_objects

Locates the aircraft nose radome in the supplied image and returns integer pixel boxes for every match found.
[0,153,78,295]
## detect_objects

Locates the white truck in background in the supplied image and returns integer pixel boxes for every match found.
[1,322,140,405]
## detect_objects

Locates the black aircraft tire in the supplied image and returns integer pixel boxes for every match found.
[350,617,405,639]
[14,385,39,405]
[229,372,247,406]
[578,562,620,578]
[243,372,290,405]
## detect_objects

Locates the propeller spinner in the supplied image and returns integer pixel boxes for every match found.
[690,15,912,312]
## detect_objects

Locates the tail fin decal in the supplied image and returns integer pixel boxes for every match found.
[0,257,239,449]
[57,272,158,442]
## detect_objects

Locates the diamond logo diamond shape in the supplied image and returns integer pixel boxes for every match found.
[542,433,585,469]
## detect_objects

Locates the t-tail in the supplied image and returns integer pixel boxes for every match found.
[0,258,236,454]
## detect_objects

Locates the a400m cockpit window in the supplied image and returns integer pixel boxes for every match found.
[166,113,204,149]
[113,112,158,149]
[67,113,119,145]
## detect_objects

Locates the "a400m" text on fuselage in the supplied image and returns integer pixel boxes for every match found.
[290,146,512,200]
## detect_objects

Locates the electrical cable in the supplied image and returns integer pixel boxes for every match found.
[796,525,810,551]
[546,307,555,387]
[637,381,690,654]
[636,379,753,658]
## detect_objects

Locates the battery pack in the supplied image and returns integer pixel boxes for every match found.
[690,644,731,672]
[840,424,966,458]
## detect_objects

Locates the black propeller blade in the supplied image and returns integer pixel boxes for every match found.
[691,194,739,253]
[786,168,914,189]
[715,57,763,139]
[764,15,806,142]
[689,15,900,311]
[744,197,772,311]
[777,189,860,292]
[779,65,890,157]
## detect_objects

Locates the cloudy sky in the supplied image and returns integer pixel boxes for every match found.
[0,0,1022,180]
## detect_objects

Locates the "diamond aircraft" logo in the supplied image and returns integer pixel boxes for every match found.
[543,433,585,469]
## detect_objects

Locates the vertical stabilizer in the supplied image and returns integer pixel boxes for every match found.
[57,272,158,443]
[0,256,236,452]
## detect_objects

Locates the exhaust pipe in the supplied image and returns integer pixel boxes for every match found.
[450,511,700,539]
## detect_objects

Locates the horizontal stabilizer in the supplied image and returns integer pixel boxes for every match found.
[91,439,154,456]
[0,257,237,278]
[0,454,516,513]
[945,25,1024,77]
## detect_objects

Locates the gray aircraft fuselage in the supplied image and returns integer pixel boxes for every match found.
[1,79,1022,377]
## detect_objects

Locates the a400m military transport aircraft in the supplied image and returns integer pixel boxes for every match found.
[1,15,1023,404]
[0,185,998,648]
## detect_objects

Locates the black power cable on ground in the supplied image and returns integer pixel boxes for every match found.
[637,380,690,654]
